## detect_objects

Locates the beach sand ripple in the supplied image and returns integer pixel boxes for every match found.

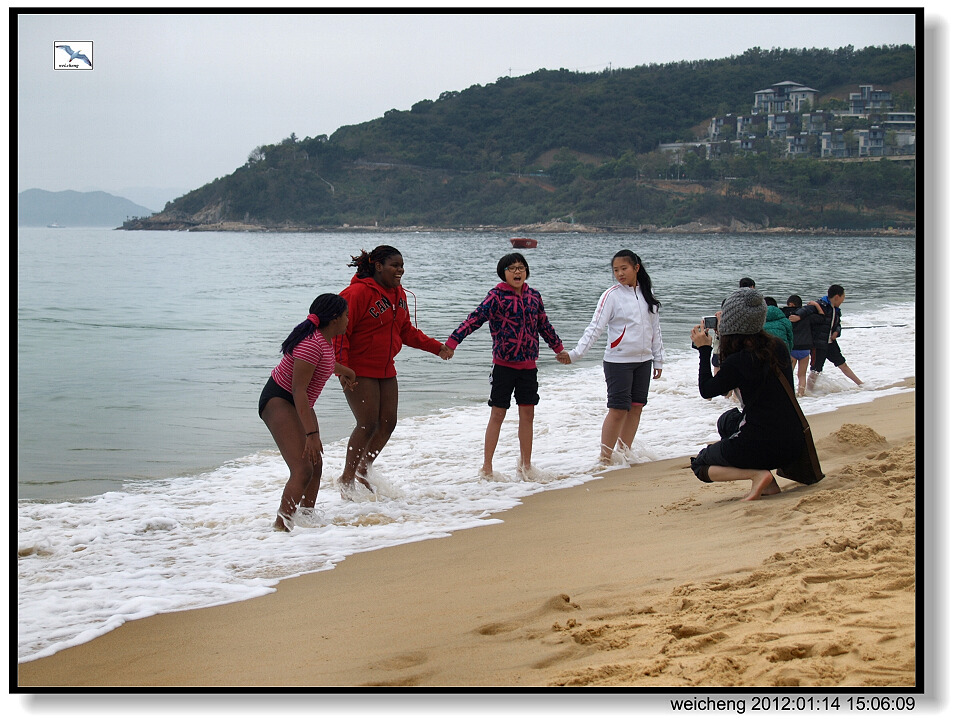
[548,440,915,687]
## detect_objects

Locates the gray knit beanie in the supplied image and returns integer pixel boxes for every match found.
[718,288,767,335]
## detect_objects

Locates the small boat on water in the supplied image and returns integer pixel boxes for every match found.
[510,237,537,249]
[47,222,65,228]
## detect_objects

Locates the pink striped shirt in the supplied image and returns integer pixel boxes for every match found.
[271,331,336,408]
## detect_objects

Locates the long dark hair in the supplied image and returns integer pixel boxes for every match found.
[718,332,781,373]
[348,245,402,279]
[280,293,347,356]
[613,249,660,313]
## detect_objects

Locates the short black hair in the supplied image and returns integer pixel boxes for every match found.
[764,296,778,307]
[739,277,755,288]
[827,284,845,298]
[787,294,802,306]
[497,252,530,281]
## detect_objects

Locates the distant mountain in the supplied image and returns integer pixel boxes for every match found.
[18,189,155,227]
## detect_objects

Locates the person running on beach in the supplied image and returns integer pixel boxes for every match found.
[689,288,806,501]
[557,249,664,465]
[335,246,453,498]
[445,252,564,480]
[805,284,864,391]
[259,294,357,531]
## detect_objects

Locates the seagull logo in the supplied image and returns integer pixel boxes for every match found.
[56,44,92,68]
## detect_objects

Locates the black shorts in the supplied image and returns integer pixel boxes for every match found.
[259,375,294,418]
[488,365,539,409]
[603,360,653,410]
[811,342,846,372]
[689,441,732,483]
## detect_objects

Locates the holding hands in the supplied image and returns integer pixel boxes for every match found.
[556,351,572,365]
[439,345,454,360]
[337,363,358,392]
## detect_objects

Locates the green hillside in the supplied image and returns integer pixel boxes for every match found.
[125,44,916,232]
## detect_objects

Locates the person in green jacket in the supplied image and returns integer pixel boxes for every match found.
[763,297,794,352]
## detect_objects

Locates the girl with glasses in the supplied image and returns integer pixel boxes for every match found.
[444,252,565,481]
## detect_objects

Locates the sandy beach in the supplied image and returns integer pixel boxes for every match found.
[17,386,916,689]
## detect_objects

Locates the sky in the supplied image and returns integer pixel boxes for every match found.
[16,8,921,208]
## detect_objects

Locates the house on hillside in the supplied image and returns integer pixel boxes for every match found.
[848,84,893,115]
[766,113,795,139]
[753,81,819,114]
[820,131,851,158]
[692,79,916,161]
[858,126,885,157]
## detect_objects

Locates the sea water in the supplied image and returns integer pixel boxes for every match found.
[16,229,916,662]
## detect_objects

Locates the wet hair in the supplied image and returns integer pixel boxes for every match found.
[612,249,661,314]
[280,293,348,356]
[764,296,778,307]
[497,252,530,281]
[348,245,403,279]
[739,277,755,288]
[718,331,781,374]
[827,284,845,298]
[787,294,802,306]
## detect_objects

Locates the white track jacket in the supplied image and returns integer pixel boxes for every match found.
[568,283,665,368]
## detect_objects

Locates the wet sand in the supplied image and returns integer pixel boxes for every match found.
[18,388,916,688]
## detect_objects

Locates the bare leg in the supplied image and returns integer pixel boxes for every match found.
[838,362,864,386]
[261,397,320,531]
[517,404,535,469]
[341,377,396,490]
[796,356,809,396]
[600,408,628,462]
[354,377,399,481]
[618,403,645,452]
[483,406,508,475]
[706,465,781,501]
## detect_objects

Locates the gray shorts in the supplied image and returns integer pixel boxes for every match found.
[603,360,653,410]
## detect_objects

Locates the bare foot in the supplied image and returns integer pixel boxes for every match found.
[761,478,782,496]
[741,471,776,501]
[273,514,292,532]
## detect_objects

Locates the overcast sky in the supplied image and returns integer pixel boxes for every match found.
[17,9,920,204]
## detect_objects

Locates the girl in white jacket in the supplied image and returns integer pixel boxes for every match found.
[558,250,664,463]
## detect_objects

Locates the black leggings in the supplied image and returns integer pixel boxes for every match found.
[258,376,294,418]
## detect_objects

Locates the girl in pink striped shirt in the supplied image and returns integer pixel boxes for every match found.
[259,294,356,531]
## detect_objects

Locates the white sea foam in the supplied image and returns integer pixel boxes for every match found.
[17,302,915,662]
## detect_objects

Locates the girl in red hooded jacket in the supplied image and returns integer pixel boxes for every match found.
[335,246,453,497]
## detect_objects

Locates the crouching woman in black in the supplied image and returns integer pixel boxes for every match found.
[689,288,805,501]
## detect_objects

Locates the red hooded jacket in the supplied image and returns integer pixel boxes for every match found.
[335,275,444,378]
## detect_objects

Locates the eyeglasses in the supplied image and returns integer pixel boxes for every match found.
[506,265,527,273]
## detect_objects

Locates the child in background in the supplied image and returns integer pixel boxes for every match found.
[782,294,816,396]
[763,296,794,352]
[445,252,565,480]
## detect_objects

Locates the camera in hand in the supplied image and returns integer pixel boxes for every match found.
[692,315,718,349]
